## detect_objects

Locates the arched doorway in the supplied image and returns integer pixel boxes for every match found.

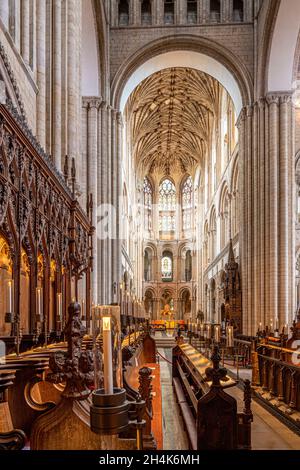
[180,289,191,321]
[144,289,154,318]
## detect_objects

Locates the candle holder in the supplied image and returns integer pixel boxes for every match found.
[90,387,130,435]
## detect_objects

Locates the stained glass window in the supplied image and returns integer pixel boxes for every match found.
[143,177,152,231]
[182,176,193,230]
[159,178,176,232]
[162,255,172,280]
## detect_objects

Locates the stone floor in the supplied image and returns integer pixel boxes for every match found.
[157,332,300,451]
[158,347,189,450]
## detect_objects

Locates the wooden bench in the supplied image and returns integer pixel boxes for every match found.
[172,377,187,404]
[179,402,197,450]
[172,377,197,450]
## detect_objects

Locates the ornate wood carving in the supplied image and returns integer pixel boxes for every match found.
[0,103,93,347]
[47,302,94,399]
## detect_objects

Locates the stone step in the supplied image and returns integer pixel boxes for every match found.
[152,336,176,348]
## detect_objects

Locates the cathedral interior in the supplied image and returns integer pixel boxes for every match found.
[0,0,300,453]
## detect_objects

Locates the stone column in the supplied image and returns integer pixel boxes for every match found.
[278,95,293,326]
[98,102,108,305]
[252,102,260,328]
[221,0,231,23]
[244,0,253,22]
[177,0,186,24]
[114,112,123,303]
[52,0,62,170]
[14,0,21,51]
[246,106,253,334]
[132,0,141,25]
[237,108,248,332]
[154,0,163,25]
[267,95,279,326]
[36,0,47,149]
[199,0,210,23]
[0,0,9,29]
[21,0,30,64]
[67,0,77,160]
[80,99,89,210]
[87,100,99,303]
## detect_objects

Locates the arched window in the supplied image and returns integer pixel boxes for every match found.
[185,250,192,282]
[182,176,193,231]
[144,248,152,281]
[164,0,174,25]
[119,0,129,26]
[203,221,209,266]
[159,178,176,232]
[220,187,229,249]
[231,163,239,236]
[141,0,152,25]
[161,251,173,281]
[233,0,244,22]
[187,1,197,24]
[143,177,152,231]
[210,0,220,22]
[210,209,217,261]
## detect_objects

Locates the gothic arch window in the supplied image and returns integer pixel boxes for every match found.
[210,0,220,23]
[181,289,191,319]
[220,187,230,249]
[159,178,176,232]
[141,0,152,25]
[144,247,153,281]
[231,162,239,236]
[143,177,153,231]
[182,175,193,231]
[164,0,175,25]
[119,0,129,26]
[209,208,217,261]
[161,250,173,281]
[203,221,209,266]
[185,250,192,282]
[144,289,154,317]
[187,1,197,24]
[233,0,244,22]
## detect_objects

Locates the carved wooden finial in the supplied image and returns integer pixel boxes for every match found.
[205,345,227,387]
[47,302,95,400]
[89,193,93,225]
[138,366,153,411]
[71,158,76,196]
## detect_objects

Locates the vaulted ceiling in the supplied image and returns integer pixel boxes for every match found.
[125,67,224,176]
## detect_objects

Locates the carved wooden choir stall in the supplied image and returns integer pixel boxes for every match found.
[172,343,253,450]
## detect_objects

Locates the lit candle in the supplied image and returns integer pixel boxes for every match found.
[275,317,279,330]
[259,322,262,332]
[103,314,113,395]
[227,326,234,347]
[215,325,220,343]
[270,319,273,332]
[7,280,13,313]
[57,293,62,320]
[36,287,43,320]
[207,324,211,339]
[81,299,85,319]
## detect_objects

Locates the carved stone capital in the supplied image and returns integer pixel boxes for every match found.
[82,96,102,110]
[266,93,280,106]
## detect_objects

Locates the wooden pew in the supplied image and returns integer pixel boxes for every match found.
[172,343,253,450]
